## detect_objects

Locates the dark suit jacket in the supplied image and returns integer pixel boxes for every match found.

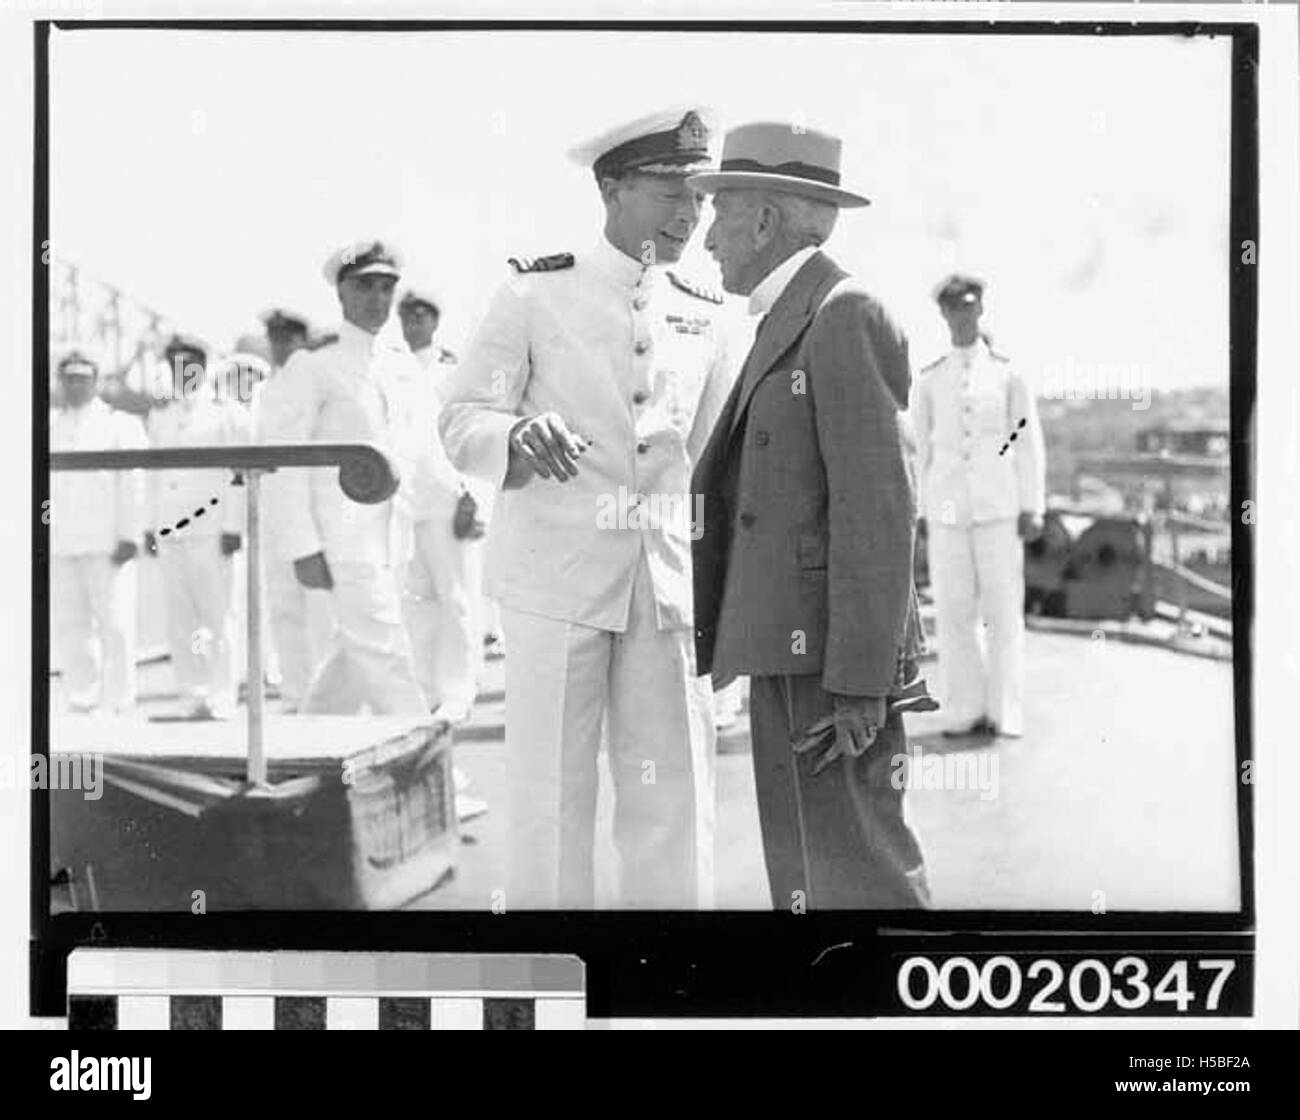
[691,250,916,698]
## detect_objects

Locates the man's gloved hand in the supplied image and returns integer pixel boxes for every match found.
[220,532,242,556]
[452,491,486,541]
[110,539,138,566]
[792,694,884,777]
[293,550,333,590]
[143,531,158,556]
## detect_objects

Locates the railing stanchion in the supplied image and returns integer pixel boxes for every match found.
[245,468,267,787]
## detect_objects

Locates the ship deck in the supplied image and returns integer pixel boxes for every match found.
[49,621,1241,913]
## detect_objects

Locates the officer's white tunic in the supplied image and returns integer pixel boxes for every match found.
[49,397,148,712]
[912,338,1045,734]
[440,237,736,909]
[260,320,426,715]
[146,394,248,712]
[388,345,484,716]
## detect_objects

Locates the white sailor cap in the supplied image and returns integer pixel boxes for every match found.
[932,272,987,306]
[260,308,312,335]
[322,239,404,287]
[397,285,443,316]
[567,106,718,180]
[56,350,99,378]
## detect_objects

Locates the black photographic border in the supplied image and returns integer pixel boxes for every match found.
[30,16,1258,1019]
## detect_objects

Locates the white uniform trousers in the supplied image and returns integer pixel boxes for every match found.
[401,519,484,715]
[51,554,138,712]
[501,556,715,911]
[157,537,236,710]
[928,519,1026,735]
[265,557,335,712]
[303,557,429,716]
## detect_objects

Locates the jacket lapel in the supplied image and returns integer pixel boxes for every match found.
[728,250,846,438]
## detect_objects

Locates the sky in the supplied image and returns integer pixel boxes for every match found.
[49,26,1232,390]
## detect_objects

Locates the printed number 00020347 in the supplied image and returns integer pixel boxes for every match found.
[896,955,1238,1015]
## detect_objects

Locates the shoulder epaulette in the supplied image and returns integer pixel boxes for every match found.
[919,355,946,374]
[307,333,339,351]
[508,252,575,274]
[437,347,458,364]
[988,347,1010,362]
[666,270,724,305]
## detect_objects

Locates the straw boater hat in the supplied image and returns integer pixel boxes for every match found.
[687,121,870,208]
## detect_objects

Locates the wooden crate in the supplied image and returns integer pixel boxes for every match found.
[49,716,457,911]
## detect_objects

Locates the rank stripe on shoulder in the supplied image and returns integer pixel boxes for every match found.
[666,270,724,304]
[508,253,575,274]
[919,355,945,374]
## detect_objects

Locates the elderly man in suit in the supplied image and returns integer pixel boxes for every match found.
[688,122,932,910]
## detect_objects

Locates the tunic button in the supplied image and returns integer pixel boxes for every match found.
[632,390,648,405]
[634,340,650,355]
[637,441,650,454]
[633,296,647,310]
[755,430,770,446]
[739,511,756,528]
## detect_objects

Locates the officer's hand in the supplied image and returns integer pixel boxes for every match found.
[792,694,883,777]
[143,531,158,556]
[220,532,242,557]
[293,551,333,590]
[916,516,927,539]
[110,539,138,566]
[1017,512,1044,542]
[507,413,590,483]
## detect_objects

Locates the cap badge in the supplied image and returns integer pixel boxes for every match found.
[677,111,709,152]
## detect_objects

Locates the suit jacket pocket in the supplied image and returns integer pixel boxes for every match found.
[797,531,828,571]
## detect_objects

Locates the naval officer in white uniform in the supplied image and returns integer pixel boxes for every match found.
[394,285,486,722]
[253,309,337,711]
[912,274,1045,738]
[439,107,737,910]
[49,350,148,714]
[261,240,427,716]
[144,335,250,719]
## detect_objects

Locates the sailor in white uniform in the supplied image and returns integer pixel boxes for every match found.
[49,351,148,713]
[394,285,485,722]
[912,274,1045,738]
[439,107,737,909]
[144,335,250,719]
[260,240,427,716]
[252,309,337,712]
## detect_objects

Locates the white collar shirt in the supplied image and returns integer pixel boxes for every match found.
[748,245,820,318]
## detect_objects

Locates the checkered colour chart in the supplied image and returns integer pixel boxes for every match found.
[66,950,586,1030]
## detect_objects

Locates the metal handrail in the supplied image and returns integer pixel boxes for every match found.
[50,442,400,504]
[48,441,402,786]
